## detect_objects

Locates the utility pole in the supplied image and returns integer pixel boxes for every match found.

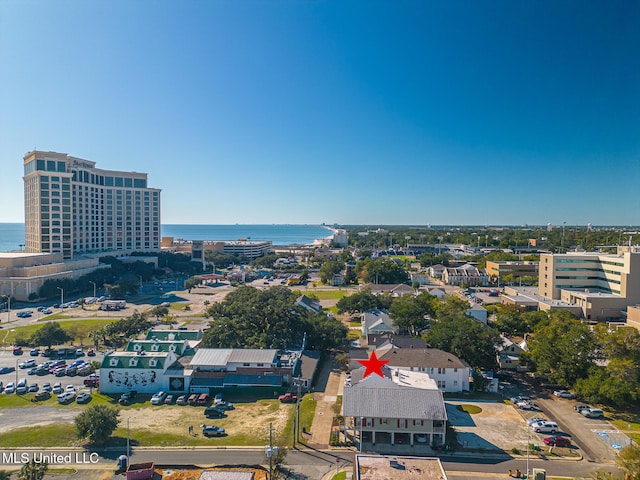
[264,422,278,480]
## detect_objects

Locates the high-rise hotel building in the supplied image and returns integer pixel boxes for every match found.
[23,151,161,259]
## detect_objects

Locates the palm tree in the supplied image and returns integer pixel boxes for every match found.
[20,459,48,480]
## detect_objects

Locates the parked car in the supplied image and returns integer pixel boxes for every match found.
[204,407,226,418]
[526,417,547,426]
[76,393,92,404]
[16,379,28,394]
[13,346,23,355]
[27,367,39,376]
[214,393,224,405]
[0,366,16,374]
[52,383,63,394]
[278,393,298,403]
[553,390,576,399]
[574,404,592,412]
[19,359,36,369]
[57,392,76,404]
[87,349,96,357]
[84,374,100,387]
[33,391,51,402]
[27,384,39,393]
[164,394,176,405]
[581,408,604,419]
[151,391,168,405]
[202,425,225,437]
[187,394,198,406]
[42,383,52,392]
[30,348,40,357]
[65,385,76,393]
[544,435,571,447]
[516,401,536,410]
[530,421,558,433]
[195,393,210,406]
[176,395,188,406]
[4,382,15,394]
[119,390,137,405]
[216,401,234,411]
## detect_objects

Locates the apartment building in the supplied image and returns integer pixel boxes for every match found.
[538,250,640,321]
[485,261,539,282]
[23,151,161,259]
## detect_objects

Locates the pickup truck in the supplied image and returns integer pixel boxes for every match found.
[278,393,298,403]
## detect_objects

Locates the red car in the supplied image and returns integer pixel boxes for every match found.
[543,435,571,447]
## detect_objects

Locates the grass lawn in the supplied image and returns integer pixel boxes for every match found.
[303,290,350,301]
[0,392,120,410]
[0,423,80,448]
[297,394,317,444]
[4,319,117,344]
[331,472,347,480]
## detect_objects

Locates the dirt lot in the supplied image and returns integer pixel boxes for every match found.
[125,400,292,443]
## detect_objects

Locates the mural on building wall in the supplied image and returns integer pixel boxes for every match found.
[107,370,157,388]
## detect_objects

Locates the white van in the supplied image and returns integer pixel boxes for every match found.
[581,408,604,419]
[530,421,558,433]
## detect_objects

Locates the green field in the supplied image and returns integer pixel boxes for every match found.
[3,319,117,345]
[303,289,350,300]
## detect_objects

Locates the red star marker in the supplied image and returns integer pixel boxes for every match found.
[357,351,389,378]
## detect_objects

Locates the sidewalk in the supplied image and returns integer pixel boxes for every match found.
[308,367,342,448]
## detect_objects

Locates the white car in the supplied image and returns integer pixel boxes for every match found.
[19,359,36,369]
[150,391,168,405]
[4,382,15,394]
[553,390,576,399]
[57,391,76,403]
[526,417,547,426]
[530,421,558,433]
[52,383,63,394]
[65,385,76,392]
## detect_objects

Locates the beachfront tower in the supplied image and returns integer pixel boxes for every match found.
[23,151,161,259]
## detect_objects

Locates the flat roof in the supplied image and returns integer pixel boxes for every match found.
[356,455,448,480]
[0,252,51,258]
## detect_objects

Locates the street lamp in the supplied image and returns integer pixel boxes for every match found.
[56,287,64,309]
[89,281,96,299]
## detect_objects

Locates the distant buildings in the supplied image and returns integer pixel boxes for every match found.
[161,237,272,260]
[442,264,489,287]
[538,248,640,322]
[485,260,538,282]
[23,150,161,259]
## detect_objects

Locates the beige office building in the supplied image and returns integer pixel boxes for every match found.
[538,249,640,321]
[23,151,161,259]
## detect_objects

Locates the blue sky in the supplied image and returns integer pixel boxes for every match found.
[1,1,639,226]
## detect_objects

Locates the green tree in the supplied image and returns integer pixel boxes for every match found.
[0,470,9,480]
[426,315,500,369]
[355,257,409,284]
[19,459,48,480]
[150,305,169,323]
[526,315,596,386]
[336,290,390,315]
[29,322,72,349]
[618,442,640,480]
[184,276,201,292]
[319,261,343,284]
[389,292,434,336]
[202,286,345,350]
[75,404,120,446]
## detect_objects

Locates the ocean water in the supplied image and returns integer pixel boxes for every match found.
[162,224,333,246]
[0,223,25,252]
[0,223,332,252]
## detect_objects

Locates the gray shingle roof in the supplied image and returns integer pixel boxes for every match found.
[343,377,447,420]
[377,347,469,369]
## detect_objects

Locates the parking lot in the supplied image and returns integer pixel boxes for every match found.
[0,349,105,403]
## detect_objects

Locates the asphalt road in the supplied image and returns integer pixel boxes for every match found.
[0,447,611,479]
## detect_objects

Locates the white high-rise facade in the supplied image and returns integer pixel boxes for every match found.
[23,151,161,259]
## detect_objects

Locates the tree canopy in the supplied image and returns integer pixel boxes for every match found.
[29,322,71,349]
[525,314,596,386]
[389,292,435,336]
[202,286,347,350]
[336,290,391,315]
[75,404,120,446]
[355,257,409,284]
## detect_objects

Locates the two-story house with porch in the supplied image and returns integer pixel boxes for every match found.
[343,375,447,449]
